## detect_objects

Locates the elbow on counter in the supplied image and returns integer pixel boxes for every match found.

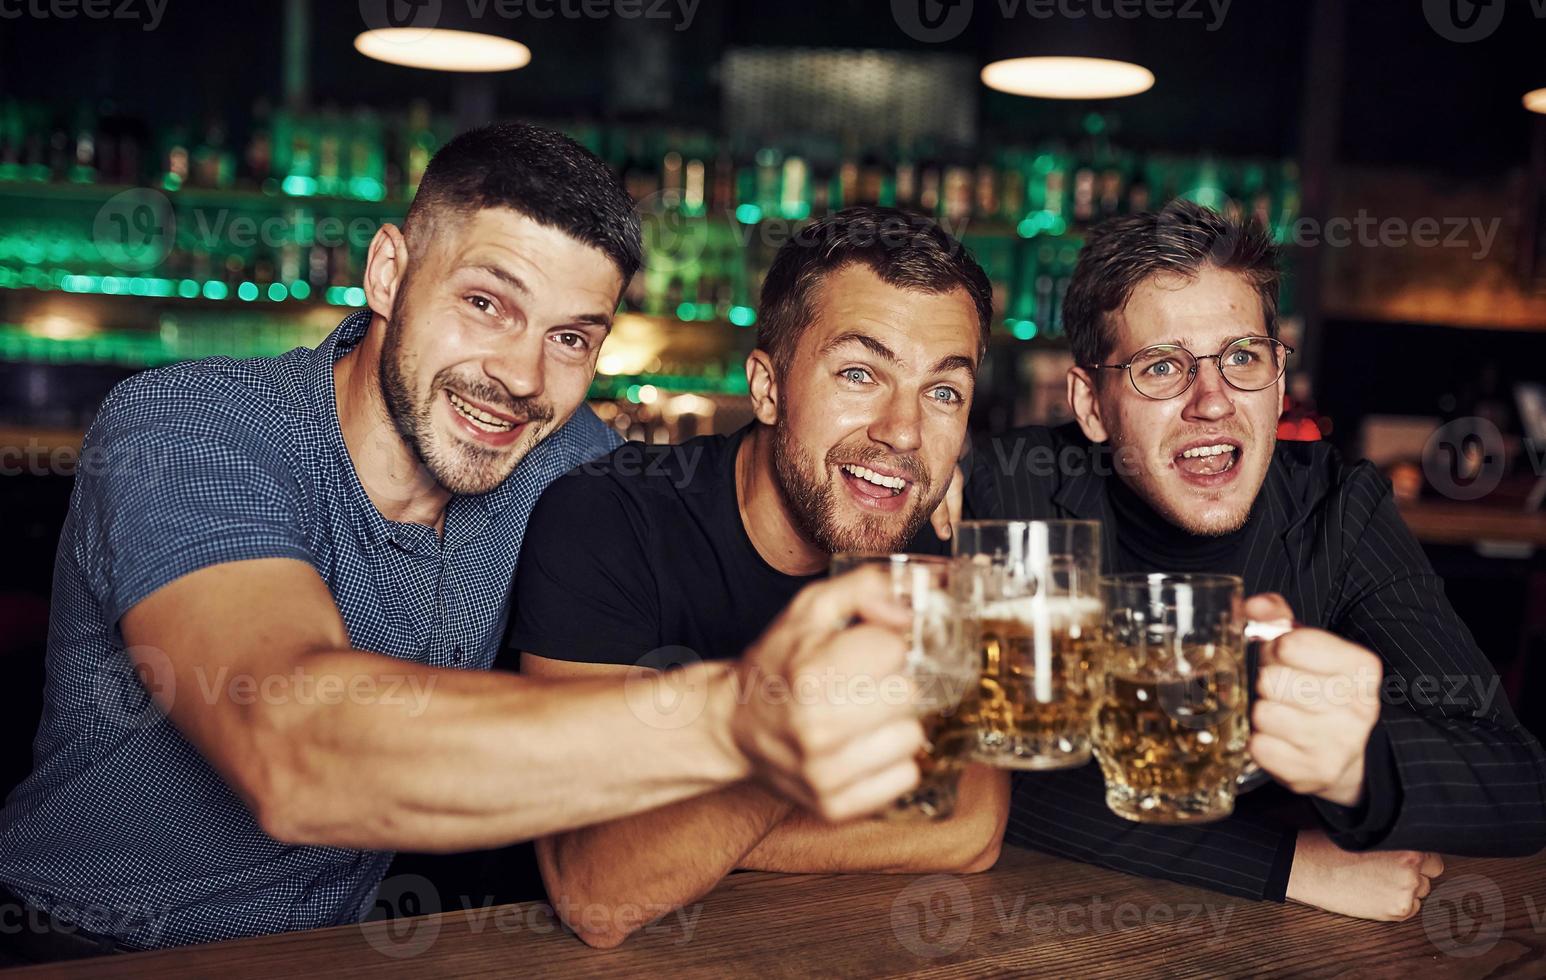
[535,837,647,950]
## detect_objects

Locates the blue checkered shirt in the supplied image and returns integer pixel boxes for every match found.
[0,311,620,949]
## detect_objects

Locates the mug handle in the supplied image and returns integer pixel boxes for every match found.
[1238,619,1294,791]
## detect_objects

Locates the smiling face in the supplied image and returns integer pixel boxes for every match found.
[762,264,980,554]
[378,208,622,496]
[1071,265,1285,535]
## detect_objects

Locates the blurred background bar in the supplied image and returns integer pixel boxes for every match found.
[0,0,1542,758]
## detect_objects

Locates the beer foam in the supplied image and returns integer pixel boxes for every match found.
[975,595,1102,630]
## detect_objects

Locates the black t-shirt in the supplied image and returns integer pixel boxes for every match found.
[504,425,947,670]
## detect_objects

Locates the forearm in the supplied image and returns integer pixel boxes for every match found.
[538,782,791,948]
[244,650,747,850]
[739,765,1009,874]
[1326,704,1546,855]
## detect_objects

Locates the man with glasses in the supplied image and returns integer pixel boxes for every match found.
[968,199,1546,921]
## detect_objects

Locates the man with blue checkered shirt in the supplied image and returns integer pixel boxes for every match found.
[0,124,937,962]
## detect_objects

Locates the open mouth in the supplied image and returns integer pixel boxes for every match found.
[1174,441,1242,481]
[447,390,518,433]
[443,389,530,448]
[839,462,914,512]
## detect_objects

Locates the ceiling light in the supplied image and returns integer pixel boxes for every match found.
[981,56,1154,100]
[354,28,531,73]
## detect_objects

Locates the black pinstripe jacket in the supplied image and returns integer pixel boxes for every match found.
[965,423,1546,901]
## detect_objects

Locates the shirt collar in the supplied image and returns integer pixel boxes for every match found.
[1047,429,1302,574]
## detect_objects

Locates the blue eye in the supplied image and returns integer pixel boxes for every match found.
[840,367,872,385]
[929,386,962,404]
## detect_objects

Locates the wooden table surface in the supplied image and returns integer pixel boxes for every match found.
[9,847,1544,979]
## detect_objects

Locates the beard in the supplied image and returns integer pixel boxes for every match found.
[769,416,938,556]
[378,295,555,496]
[1106,422,1257,537]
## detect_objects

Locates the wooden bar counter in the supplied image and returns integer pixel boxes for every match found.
[9,847,1544,978]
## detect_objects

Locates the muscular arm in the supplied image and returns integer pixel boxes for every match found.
[124,558,748,853]
[526,653,1007,949]
[739,762,1007,874]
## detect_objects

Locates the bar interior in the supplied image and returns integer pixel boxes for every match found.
[1,1,1544,976]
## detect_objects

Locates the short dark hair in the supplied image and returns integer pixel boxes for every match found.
[756,206,993,376]
[404,122,642,282]
[1063,199,1281,368]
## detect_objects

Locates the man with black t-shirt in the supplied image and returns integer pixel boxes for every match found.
[968,200,1546,922]
[506,208,1011,948]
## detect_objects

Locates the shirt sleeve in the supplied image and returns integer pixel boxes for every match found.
[504,472,662,667]
[69,389,312,630]
[1319,464,1546,855]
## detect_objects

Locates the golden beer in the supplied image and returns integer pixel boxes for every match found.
[896,684,979,820]
[1094,574,1255,825]
[954,521,1103,772]
[965,596,1102,770]
[829,553,977,820]
[1093,655,1249,823]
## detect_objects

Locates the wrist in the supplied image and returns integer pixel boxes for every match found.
[1321,757,1368,809]
[698,660,752,785]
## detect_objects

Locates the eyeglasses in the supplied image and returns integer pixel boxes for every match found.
[1087,337,1294,401]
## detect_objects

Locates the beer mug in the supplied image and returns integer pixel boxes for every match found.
[953,521,1103,771]
[829,553,977,819]
[1093,573,1283,824]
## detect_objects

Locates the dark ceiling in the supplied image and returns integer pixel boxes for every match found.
[1,0,1542,174]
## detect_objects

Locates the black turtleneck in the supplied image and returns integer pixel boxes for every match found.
[1105,472,1259,576]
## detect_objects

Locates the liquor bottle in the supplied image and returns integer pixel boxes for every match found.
[661,149,684,211]
[974,164,997,221]
[942,165,971,223]
[1072,166,1095,224]
[683,156,706,216]
[781,155,809,219]
[894,154,917,209]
